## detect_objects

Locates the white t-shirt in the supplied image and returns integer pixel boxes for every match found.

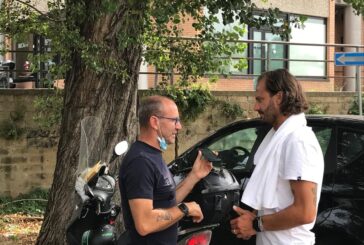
[256,127,324,245]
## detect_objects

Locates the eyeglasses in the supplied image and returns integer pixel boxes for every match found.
[156,115,181,125]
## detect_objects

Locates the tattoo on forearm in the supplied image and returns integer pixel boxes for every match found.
[156,210,173,222]
[311,186,317,206]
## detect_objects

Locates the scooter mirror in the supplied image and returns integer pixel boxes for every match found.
[114,141,128,156]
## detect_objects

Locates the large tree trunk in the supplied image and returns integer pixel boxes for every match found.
[36,1,146,244]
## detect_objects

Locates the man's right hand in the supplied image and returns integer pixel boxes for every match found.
[185,201,204,223]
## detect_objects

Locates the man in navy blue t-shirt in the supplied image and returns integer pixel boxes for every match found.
[119,95,212,245]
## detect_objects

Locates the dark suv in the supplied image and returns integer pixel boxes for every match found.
[170,115,364,245]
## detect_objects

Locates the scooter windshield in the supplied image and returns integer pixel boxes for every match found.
[77,116,105,175]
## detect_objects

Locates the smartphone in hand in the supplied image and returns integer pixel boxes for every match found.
[200,148,221,163]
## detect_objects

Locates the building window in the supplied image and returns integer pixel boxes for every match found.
[289,17,326,77]
[248,26,286,75]
[209,11,327,78]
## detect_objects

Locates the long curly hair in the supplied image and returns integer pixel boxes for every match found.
[257,69,308,115]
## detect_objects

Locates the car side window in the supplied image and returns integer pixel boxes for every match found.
[336,128,364,194]
[207,127,263,171]
[311,126,336,177]
[338,129,364,168]
[312,127,332,155]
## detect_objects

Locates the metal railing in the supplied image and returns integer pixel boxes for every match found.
[140,38,364,78]
[1,39,363,115]
[138,38,364,115]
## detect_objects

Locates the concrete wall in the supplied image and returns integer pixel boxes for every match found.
[0,89,358,197]
[0,89,58,197]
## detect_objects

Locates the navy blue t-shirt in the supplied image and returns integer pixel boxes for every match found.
[119,141,177,245]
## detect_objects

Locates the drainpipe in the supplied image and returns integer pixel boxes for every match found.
[138,58,148,90]
[343,5,362,92]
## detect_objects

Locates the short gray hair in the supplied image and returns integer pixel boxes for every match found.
[138,95,173,128]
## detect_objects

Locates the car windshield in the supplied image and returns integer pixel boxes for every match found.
[207,127,263,170]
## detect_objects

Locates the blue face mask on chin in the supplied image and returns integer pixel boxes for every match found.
[157,136,168,151]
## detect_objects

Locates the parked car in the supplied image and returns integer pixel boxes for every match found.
[170,115,364,245]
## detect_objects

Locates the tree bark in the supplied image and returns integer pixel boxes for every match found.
[36,0,145,244]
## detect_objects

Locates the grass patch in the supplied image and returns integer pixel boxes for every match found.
[0,188,48,216]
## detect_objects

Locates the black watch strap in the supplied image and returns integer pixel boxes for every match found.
[177,202,189,217]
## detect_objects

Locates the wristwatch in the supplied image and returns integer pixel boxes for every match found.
[253,216,264,232]
[177,202,189,217]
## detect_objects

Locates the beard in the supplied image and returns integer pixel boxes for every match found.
[259,101,278,125]
[165,133,177,144]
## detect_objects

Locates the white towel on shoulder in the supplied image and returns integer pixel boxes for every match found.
[241,113,307,210]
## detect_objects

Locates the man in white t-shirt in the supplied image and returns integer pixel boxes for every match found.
[230,69,324,245]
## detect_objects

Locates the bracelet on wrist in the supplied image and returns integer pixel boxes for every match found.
[258,216,265,231]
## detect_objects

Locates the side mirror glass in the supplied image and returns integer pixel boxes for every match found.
[114,141,128,156]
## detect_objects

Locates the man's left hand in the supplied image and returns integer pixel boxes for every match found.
[230,205,256,240]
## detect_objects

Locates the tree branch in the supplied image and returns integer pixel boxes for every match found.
[14,0,65,22]
[15,0,48,16]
